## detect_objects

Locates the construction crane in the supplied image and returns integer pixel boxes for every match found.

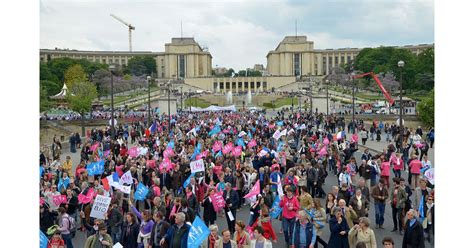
[110,14,135,52]
[352,72,395,105]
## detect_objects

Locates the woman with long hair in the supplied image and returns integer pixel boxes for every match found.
[326,193,337,220]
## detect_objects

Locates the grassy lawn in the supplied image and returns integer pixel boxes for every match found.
[185,97,210,108]
[355,93,385,101]
[263,97,299,109]
[101,95,129,105]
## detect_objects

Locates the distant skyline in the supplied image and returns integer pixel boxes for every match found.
[40,0,434,70]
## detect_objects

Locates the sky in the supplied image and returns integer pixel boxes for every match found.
[40,0,434,70]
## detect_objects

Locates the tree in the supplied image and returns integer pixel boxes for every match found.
[91,69,112,98]
[40,86,52,112]
[64,64,87,88]
[41,80,62,96]
[417,89,434,127]
[127,56,157,76]
[67,80,98,136]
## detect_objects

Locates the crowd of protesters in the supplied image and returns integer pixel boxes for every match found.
[40,109,434,248]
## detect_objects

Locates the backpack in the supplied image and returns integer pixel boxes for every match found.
[63,215,76,232]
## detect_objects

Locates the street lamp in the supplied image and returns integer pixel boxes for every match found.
[188,89,191,111]
[180,86,183,112]
[398,60,405,150]
[309,80,313,115]
[109,65,115,140]
[326,79,329,115]
[167,80,171,134]
[146,75,151,126]
[350,63,355,130]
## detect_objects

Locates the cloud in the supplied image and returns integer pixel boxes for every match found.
[40,0,434,70]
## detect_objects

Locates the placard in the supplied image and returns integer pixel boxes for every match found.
[90,195,111,220]
[190,159,205,173]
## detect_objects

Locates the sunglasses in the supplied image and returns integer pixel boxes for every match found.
[428,198,433,201]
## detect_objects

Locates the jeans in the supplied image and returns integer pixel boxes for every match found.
[374,203,386,226]
[112,228,122,245]
[282,217,296,244]
[394,169,401,178]
[61,233,74,248]
[391,206,403,231]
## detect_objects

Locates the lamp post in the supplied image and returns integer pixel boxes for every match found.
[350,64,355,129]
[146,75,151,126]
[167,80,171,134]
[326,79,329,115]
[291,89,294,114]
[109,65,115,140]
[398,60,405,150]
[309,80,313,115]
[188,89,191,111]
[180,86,183,112]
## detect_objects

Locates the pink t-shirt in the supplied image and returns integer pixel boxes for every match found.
[409,160,422,174]
[391,157,404,170]
[381,162,391,176]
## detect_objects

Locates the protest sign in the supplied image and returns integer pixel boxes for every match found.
[424,168,435,185]
[52,195,67,206]
[212,141,222,152]
[244,181,260,199]
[187,216,210,248]
[210,192,226,212]
[128,147,139,158]
[90,195,111,219]
[120,170,133,185]
[190,159,205,173]
[40,230,48,248]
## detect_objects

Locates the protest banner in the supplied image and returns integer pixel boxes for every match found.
[212,141,222,152]
[78,188,95,204]
[190,159,205,173]
[52,195,67,206]
[90,195,111,219]
[232,146,242,157]
[210,192,226,212]
[424,168,435,185]
[248,139,257,148]
[128,147,139,158]
[187,216,210,248]
[120,170,133,185]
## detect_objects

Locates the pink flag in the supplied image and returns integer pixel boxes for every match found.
[232,146,242,157]
[318,146,328,158]
[323,137,330,145]
[103,150,110,158]
[159,158,172,171]
[196,150,209,160]
[212,141,222,153]
[78,188,95,204]
[244,180,260,198]
[146,160,156,168]
[90,143,100,152]
[297,113,301,119]
[163,147,175,158]
[351,134,359,143]
[223,129,230,134]
[52,195,67,206]
[268,124,275,129]
[248,139,257,148]
[210,192,226,212]
[128,147,139,158]
[40,197,45,206]
[153,185,161,197]
[223,142,234,154]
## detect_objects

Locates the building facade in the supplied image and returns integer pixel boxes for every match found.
[40,37,212,79]
[266,36,434,76]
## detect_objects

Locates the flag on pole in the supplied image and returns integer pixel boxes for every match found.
[244,181,260,198]
[187,216,210,248]
[149,121,157,134]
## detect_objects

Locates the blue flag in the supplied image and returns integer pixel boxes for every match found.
[167,140,175,149]
[40,166,44,179]
[149,121,157,134]
[277,141,285,152]
[277,121,284,126]
[40,230,48,248]
[155,108,160,113]
[112,172,120,182]
[98,149,103,159]
[58,177,70,191]
[236,138,246,148]
[86,161,104,176]
[215,151,223,158]
[134,182,149,201]
[190,143,202,160]
[270,195,283,219]
[195,125,201,132]
[183,173,195,188]
[418,195,425,222]
[208,125,221,136]
[187,216,211,248]
[247,130,253,139]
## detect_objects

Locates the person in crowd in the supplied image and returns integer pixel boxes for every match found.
[279,185,300,247]
[108,200,123,245]
[327,207,350,248]
[234,220,251,248]
[423,196,435,244]
[223,182,240,234]
[56,207,74,248]
[121,212,140,248]
[381,237,394,247]
[371,179,388,229]
[202,224,221,248]
[149,211,171,248]
[84,223,113,248]
[348,217,376,248]
[389,178,407,235]
[402,210,425,248]
[349,189,370,220]
[48,230,65,248]
[409,155,423,189]
[160,212,191,248]
[202,188,218,226]
[250,226,273,248]
[291,210,317,248]
[216,229,238,248]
